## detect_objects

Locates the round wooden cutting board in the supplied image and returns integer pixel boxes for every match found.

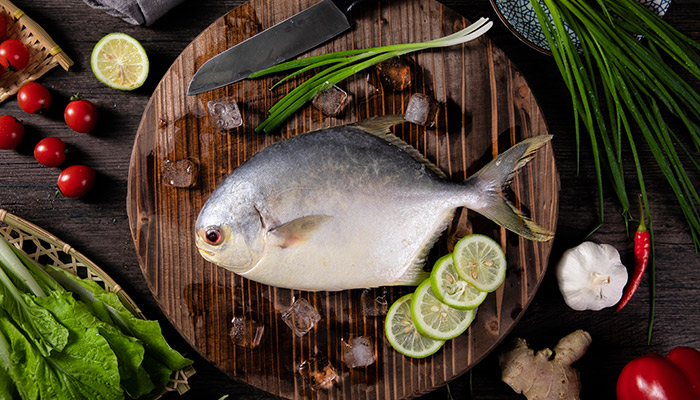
[127,0,559,398]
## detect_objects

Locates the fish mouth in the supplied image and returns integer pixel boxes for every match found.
[198,248,215,258]
[197,248,218,265]
[195,237,216,261]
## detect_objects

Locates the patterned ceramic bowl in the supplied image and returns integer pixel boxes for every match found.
[490,0,672,54]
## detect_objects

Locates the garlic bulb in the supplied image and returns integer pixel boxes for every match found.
[556,241,628,311]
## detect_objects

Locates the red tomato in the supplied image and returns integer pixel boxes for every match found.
[666,347,700,399]
[18,82,51,114]
[0,39,30,71]
[57,165,95,198]
[617,353,699,400]
[0,115,24,150]
[34,137,66,167]
[64,98,98,133]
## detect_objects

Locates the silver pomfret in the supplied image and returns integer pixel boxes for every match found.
[195,115,552,291]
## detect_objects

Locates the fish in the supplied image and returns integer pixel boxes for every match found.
[195,115,553,291]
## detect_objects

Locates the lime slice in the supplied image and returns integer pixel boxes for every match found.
[91,33,149,90]
[453,234,507,292]
[410,279,476,341]
[384,293,444,358]
[430,254,487,310]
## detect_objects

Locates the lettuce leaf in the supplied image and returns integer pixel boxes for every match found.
[48,267,193,371]
[1,304,123,400]
[0,261,68,357]
[0,321,18,400]
[32,292,123,399]
[0,235,193,399]
[46,266,192,396]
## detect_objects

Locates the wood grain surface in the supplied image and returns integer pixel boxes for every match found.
[1,1,699,399]
[126,0,557,398]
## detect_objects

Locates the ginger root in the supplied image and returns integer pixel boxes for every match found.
[498,329,592,400]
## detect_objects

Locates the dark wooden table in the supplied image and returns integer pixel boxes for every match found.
[1,0,699,399]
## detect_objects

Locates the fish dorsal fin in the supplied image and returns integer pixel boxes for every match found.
[352,115,447,180]
[269,215,333,248]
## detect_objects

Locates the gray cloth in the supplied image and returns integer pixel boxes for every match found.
[82,0,185,26]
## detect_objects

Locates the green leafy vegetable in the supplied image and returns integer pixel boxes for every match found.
[250,17,493,133]
[0,324,17,400]
[0,239,68,358]
[46,266,193,389]
[0,235,193,399]
[31,293,123,399]
[529,0,700,341]
[0,234,45,297]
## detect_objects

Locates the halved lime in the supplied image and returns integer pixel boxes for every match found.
[91,33,149,91]
[430,254,487,310]
[410,279,476,341]
[384,293,444,358]
[453,234,507,292]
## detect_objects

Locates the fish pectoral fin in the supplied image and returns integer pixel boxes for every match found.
[269,214,333,248]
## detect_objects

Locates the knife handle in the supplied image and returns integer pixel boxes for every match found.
[330,0,374,14]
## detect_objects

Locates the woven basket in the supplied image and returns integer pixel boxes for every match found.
[0,0,73,103]
[0,209,195,398]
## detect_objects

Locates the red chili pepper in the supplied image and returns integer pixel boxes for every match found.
[616,194,650,311]
[617,347,700,400]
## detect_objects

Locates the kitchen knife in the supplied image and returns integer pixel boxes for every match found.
[187,0,364,95]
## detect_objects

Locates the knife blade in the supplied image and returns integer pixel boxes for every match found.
[187,0,357,95]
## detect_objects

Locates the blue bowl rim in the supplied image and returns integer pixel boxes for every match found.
[489,0,672,56]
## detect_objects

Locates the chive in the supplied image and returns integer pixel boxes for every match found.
[531,0,700,342]
[249,18,494,133]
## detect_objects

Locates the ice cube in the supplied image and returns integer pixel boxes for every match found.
[229,316,265,349]
[341,336,376,368]
[207,96,243,130]
[281,297,321,337]
[162,159,199,188]
[360,288,389,317]
[373,56,413,92]
[404,93,439,127]
[298,354,338,390]
[312,83,348,117]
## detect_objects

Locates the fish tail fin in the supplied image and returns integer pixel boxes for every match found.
[465,135,554,242]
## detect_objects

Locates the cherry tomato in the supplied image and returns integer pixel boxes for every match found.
[64,97,98,133]
[57,165,95,198]
[0,39,30,71]
[0,115,24,150]
[34,137,66,167]
[18,82,51,114]
[617,353,699,400]
[666,347,700,399]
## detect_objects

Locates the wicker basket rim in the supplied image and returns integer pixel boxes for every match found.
[0,0,74,103]
[0,209,141,314]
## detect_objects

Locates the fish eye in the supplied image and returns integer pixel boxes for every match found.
[204,226,223,245]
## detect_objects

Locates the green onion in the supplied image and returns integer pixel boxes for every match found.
[530,0,700,342]
[249,18,493,133]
